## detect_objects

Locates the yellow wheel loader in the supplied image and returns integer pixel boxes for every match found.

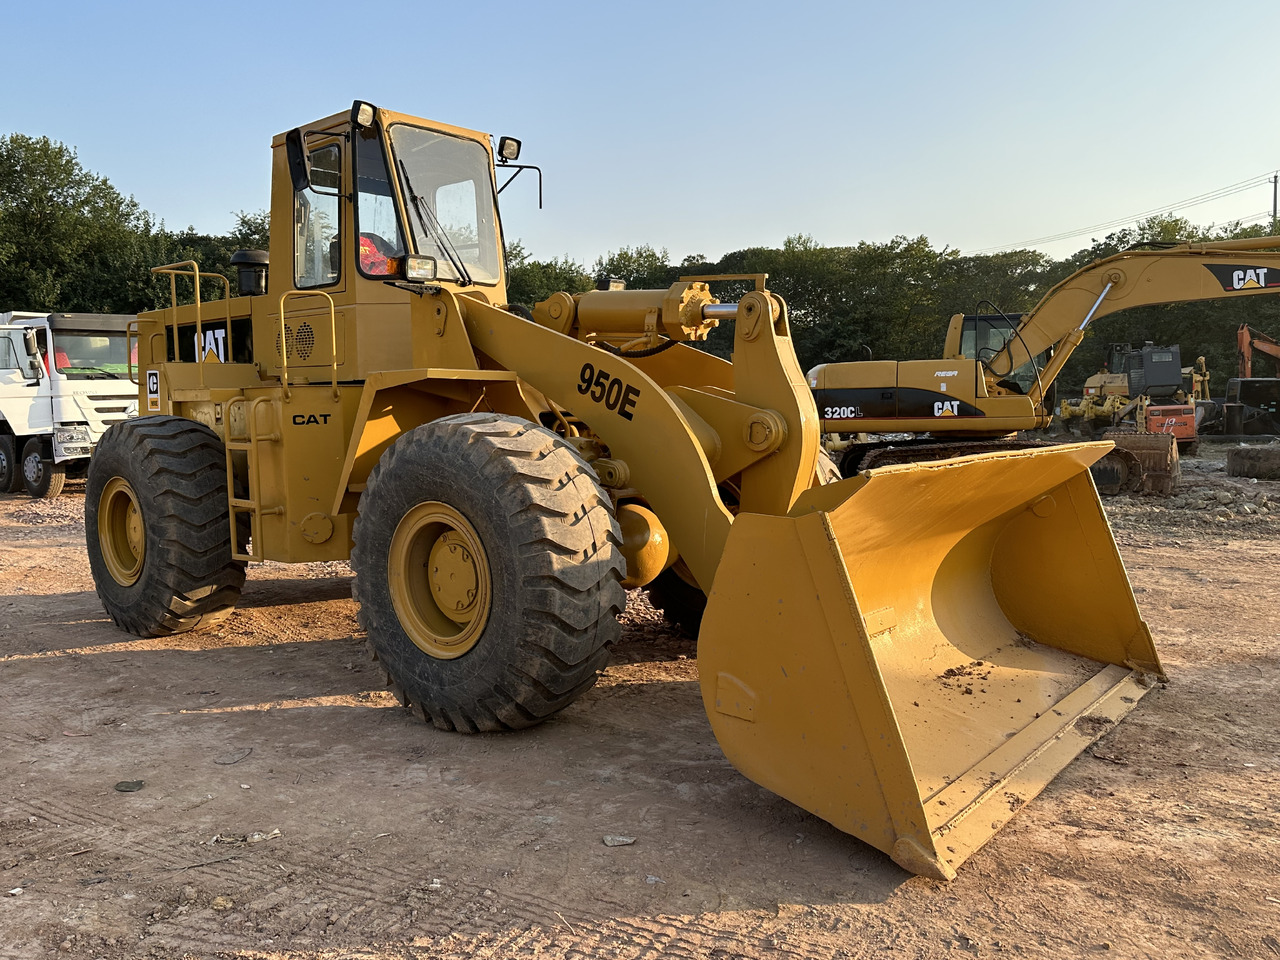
[87,102,1163,880]
[809,237,1280,481]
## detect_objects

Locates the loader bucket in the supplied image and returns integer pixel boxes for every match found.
[697,442,1162,880]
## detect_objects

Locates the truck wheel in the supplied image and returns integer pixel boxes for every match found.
[644,561,706,637]
[0,436,21,493]
[86,416,246,637]
[351,412,626,732]
[21,438,66,498]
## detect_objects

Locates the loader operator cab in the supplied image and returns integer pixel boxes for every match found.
[287,102,507,296]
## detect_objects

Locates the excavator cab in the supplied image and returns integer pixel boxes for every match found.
[949,313,1054,403]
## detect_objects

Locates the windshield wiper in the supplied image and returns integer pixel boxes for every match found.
[398,160,473,287]
[61,366,121,379]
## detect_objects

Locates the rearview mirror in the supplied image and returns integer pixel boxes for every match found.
[21,329,43,380]
[285,128,312,192]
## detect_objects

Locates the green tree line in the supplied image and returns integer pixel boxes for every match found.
[509,219,1280,393]
[4,132,1277,395]
[0,134,268,314]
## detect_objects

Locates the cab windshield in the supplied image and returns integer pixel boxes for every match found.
[51,330,130,379]
[387,124,501,285]
[959,315,1049,395]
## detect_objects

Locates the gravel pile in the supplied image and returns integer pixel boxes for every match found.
[1102,446,1280,531]
[7,493,86,526]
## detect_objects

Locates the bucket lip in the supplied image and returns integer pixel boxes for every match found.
[865,441,1114,477]
[790,442,1115,518]
[921,664,1161,877]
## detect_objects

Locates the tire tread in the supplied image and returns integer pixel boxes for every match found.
[86,416,245,637]
[352,412,625,732]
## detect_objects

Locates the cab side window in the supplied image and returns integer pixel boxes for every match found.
[294,144,342,288]
[0,332,20,370]
[355,128,405,278]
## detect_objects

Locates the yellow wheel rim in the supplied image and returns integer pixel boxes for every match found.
[388,501,491,659]
[99,477,145,586]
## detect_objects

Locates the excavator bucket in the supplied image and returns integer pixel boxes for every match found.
[697,442,1162,880]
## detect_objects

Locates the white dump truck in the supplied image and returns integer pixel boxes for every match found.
[0,312,138,497]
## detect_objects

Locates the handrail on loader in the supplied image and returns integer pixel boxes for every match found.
[276,290,339,402]
[150,260,232,387]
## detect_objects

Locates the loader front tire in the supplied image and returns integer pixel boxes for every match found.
[86,416,246,637]
[351,413,626,732]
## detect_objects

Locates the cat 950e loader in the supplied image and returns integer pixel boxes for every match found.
[86,102,1163,880]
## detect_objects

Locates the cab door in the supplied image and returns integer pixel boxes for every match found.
[0,326,51,434]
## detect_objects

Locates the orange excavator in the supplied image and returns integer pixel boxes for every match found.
[1238,323,1280,377]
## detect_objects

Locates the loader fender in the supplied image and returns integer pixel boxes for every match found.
[330,369,535,516]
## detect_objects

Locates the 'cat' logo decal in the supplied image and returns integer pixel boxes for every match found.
[1204,263,1280,292]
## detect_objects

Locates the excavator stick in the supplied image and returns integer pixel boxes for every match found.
[697,441,1162,879]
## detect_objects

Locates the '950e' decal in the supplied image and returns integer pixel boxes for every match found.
[578,361,641,420]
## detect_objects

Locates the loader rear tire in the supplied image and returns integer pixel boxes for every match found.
[21,438,65,498]
[351,413,626,732]
[0,435,20,493]
[644,562,706,637]
[86,416,246,637]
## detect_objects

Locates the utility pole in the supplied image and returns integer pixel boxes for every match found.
[1273,173,1278,233]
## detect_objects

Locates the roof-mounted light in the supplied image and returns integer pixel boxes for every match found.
[497,136,521,163]
[352,101,376,129]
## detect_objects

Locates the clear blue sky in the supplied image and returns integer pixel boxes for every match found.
[6,1,1279,266]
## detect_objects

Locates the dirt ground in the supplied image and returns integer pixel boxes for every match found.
[1,443,1278,960]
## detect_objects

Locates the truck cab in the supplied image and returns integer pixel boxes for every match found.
[0,312,138,497]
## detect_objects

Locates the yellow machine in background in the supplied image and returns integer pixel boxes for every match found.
[810,238,1280,474]
[86,102,1162,880]
[1057,344,1208,492]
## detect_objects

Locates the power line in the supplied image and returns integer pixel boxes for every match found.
[1011,178,1267,245]
[972,172,1277,253]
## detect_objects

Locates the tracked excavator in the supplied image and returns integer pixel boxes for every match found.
[1227,323,1280,476]
[809,238,1280,488]
[1238,322,1280,377]
[86,101,1163,880]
